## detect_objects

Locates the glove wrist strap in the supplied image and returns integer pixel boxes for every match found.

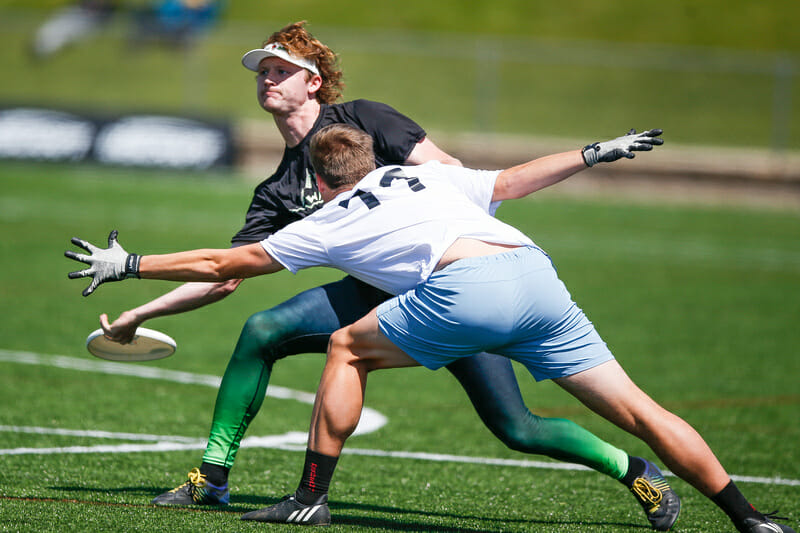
[124,254,141,279]
[581,143,599,167]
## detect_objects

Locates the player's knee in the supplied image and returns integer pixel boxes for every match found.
[327,328,355,364]
[236,310,292,364]
[498,418,544,452]
[499,430,535,452]
[329,328,379,380]
[485,412,555,454]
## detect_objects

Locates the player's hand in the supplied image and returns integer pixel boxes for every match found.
[65,230,141,296]
[100,312,140,344]
[582,129,663,167]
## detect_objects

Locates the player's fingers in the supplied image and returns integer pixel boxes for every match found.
[638,134,664,145]
[82,278,101,297]
[644,128,663,137]
[99,313,116,336]
[99,314,116,338]
[68,268,93,279]
[630,143,654,151]
[107,230,119,247]
[100,313,111,331]
[70,237,99,254]
[64,250,92,264]
[100,314,132,344]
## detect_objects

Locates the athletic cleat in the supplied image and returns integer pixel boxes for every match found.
[151,467,230,506]
[241,493,331,526]
[629,459,681,531]
[738,511,796,533]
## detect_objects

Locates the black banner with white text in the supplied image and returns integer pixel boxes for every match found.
[0,106,235,170]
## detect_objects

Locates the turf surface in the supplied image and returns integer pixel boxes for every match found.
[0,161,799,532]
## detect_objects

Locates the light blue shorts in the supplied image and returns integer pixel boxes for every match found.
[376,246,614,381]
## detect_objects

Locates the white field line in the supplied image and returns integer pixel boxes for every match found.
[1,425,798,487]
[1,349,799,488]
[0,349,386,437]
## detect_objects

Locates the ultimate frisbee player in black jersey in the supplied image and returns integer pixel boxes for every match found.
[231,99,428,242]
[96,21,681,530]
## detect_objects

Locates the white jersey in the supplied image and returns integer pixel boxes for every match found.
[261,161,535,295]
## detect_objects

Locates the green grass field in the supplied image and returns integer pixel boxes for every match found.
[0,161,799,531]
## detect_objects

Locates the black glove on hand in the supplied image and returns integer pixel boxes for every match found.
[582,128,663,167]
[65,230,140,296]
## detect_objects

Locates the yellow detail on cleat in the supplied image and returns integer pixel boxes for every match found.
[185,468,208,503]
[186,468,207,488]
[166,468,207,499]
[631,477,663,513]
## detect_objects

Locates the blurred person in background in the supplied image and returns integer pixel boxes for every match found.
[30,0,222,57]
[97,21,681,531]
[31,0,117,58]
[130,0,223,49]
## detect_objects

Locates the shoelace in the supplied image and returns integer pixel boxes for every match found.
[631,477,663,512]
[169,467,207,494]
[763,510,789,522]
[186,467,208,489]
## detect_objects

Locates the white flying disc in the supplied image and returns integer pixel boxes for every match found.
[86,327,176,361]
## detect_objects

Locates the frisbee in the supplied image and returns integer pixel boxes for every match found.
[86,327,176,361]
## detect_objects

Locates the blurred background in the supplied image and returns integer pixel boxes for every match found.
[2,0,799,201]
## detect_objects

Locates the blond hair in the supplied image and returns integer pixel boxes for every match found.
[310,124,375,189]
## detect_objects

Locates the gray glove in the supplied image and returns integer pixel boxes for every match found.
[65,230,140,296]
[582,128,663,167]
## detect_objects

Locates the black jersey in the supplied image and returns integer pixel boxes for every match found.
[231,99,426,245]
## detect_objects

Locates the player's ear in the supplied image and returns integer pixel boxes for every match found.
[316,173,334,202]
[307,73,323,95]
[315,173,327,193]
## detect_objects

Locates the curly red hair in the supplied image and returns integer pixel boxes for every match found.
[265,21,344,104]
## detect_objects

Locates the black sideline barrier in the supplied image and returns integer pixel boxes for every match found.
[0,106,235,170]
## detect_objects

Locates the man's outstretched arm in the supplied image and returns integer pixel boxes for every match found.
[493,128,663,201]
[66,231,282,296]
[138,244,281,282]
[100,280,243,343]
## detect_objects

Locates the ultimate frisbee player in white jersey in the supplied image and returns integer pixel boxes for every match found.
[262,161,534,296]
[98,23,665,517]
[66,124,793,533]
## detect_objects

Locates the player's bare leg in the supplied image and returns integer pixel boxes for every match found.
[555,359,729,496]
[555,360,795,533]
[241,310,418,524]
[309,309,419,456]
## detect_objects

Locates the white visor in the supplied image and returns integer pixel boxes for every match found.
[241,42,319,75]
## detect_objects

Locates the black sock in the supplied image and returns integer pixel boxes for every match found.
[620,456,647,487]
[711,480,761,524]
[199,462,229,487]
[295,449,338,505]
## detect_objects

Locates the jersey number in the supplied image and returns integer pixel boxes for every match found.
[338,168,425,210]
